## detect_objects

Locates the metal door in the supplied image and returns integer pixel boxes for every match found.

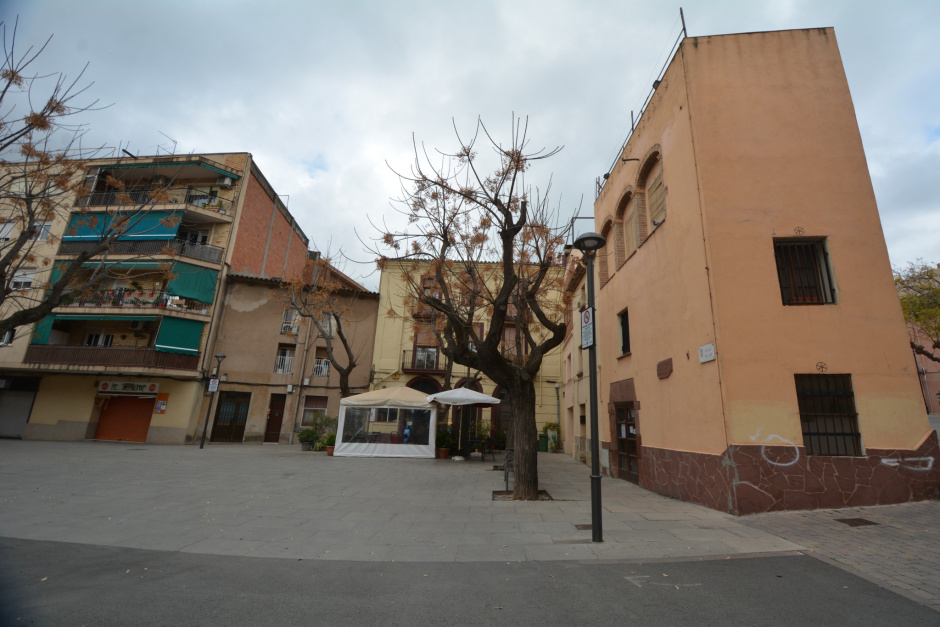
[615,404,639,484]
[211,392,251,443]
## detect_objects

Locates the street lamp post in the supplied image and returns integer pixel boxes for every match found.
[199,353,227,449]
[573,232,606,543]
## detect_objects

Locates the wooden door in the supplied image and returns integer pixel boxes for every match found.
[211,392,251,443]
[615,404,639,484]
[95,396,155,442]
[264,394,286,443]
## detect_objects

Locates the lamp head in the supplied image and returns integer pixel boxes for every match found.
[214,353,226,362]
[573,232,606,253]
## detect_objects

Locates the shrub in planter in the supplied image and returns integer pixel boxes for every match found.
[298,428,318,451]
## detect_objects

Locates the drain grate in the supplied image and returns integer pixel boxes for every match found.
[574,524,592,531]
[835,518,879,527]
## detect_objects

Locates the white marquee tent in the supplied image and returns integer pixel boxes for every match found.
[335,387,438,458]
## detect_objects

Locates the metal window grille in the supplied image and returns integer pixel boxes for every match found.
[619,309,630,355]
[774,239,835,305]
[311,358,330,377]
[274,354,294,374]
[795,374,861,456]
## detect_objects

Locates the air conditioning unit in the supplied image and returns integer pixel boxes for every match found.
[152,175,169,186]
[216,176,234,188]
[128,321,146,331]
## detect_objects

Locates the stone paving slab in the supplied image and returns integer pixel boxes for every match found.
[1,440,795,565]
[742,500,940,613]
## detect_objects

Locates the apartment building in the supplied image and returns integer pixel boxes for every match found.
[209,263,377,444]
[591,28,938,513]
[0,152,310,444]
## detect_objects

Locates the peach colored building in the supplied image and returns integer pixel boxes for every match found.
[591,28,938,514]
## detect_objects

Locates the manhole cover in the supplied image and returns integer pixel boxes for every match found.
[574,524,592,531]
[834,518,879,527]
[492,490,553,501]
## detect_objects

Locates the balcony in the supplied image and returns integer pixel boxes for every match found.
[274,355,294,374]
[58,238,224,264]
[311,358,330,377]
[402,348,444,374]
[24,345,199,370]
[79,187,235,216]
[55,289,209,315]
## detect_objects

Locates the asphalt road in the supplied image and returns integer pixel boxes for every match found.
[1,537,936,626]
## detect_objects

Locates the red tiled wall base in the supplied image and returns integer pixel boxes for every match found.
[639,431,940,515]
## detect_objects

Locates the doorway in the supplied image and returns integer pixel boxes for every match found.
[211,392,251,443]
[95,396,156,442]
[265,394,286,443]
[614,404,639,484]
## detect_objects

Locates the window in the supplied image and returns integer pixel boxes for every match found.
[312,357,330,377]
[0,223,12,242]
[11,269,35,290]
[301,395,328,427]
[29,222,51,241]
[773,239,835,305]
[795,374,861,456]
[84,331,114,347]
[318,314,335,338]
[623,208,638,259]
[414,345,438,370]
[598,227,611,285]
[274,345,295,374]
[618,308,630,355]
[0,328,14,346]
[376,407,399,423]
[281,309,299,335]
[646,167,666,229]
[501,325,526,359]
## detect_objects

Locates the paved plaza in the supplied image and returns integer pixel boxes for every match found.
[1,439,938,615]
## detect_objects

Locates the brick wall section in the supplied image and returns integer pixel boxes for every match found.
[284,230,308,280]
[230,173,274,275]
[263,208,294,279]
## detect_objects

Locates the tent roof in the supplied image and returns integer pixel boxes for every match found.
[340,386,434,409]
[427,388,501,406]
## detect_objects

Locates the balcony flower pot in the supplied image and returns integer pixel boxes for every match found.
[326,446,335,456]
[437,447,451,460]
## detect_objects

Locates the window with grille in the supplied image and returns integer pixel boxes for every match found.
[274,345,295,374]
[773,239,836,305]
[11,269,35,290]
[280,309,299,335]
[795,373,861,456]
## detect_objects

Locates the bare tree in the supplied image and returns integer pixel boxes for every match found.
[375,116,569,500]
[896,261,940,363]
[282,256,370,398]
[0,19,177,341]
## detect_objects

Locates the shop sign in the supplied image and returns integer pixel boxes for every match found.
[98,381,160,394]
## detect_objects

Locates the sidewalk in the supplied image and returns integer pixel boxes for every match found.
[0,440,798,563]
[743,501,940,612]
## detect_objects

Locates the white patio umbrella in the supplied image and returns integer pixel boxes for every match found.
[426,388,501,405]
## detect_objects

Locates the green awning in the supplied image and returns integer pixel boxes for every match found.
[167,262,218,304]
[53,315,158,321]
[80,261,162,269]
[31,316,54,345]
[63,211,181,241]
[155,317,204,355]
[108,162,240,179]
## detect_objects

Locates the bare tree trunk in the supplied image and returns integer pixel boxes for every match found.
[508,377,539,500]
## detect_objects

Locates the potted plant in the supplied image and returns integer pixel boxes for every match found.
[436,429,455,459]
[322,432,336,456]
[297,428,318,451]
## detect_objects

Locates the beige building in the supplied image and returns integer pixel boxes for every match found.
[210,265,378,444]
[590,28,938,513]
[0,152,311,443]
[371,258,563,448]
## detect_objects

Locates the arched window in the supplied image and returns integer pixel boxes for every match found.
[635,147,665,242]
[613,188,634,268]
[598,221,613,285]
[621,193,638,261]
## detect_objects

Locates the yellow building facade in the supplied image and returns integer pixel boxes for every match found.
[372,259,563,448]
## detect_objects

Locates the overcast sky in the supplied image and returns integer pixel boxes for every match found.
[6,0,938,289]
